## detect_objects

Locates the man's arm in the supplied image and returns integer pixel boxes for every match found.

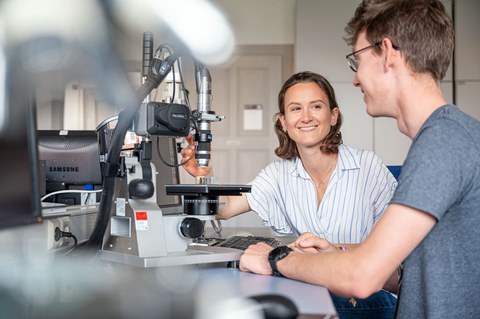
[240,203,436,298]
[288,233,399,294]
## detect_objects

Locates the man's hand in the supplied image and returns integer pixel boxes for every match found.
[180,134,212,177]
[290,232,338,254]
[239,242,274,275]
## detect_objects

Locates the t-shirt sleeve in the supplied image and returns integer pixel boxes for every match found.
[391,121,474,220]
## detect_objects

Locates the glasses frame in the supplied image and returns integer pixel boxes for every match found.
[346,42,381,72]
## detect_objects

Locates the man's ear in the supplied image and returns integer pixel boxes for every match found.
[382,38,400,71]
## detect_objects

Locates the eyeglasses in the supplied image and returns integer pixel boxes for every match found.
[346,42,381,72]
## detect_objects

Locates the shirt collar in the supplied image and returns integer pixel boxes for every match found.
[290,145,360,179]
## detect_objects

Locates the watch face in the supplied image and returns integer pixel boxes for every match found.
[281,246,292,257]
[271,246,293,258]
[268,246,293,277]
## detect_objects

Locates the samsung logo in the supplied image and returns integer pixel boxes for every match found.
[49,166,79,173]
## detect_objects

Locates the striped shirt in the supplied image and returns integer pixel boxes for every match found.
[245,145,397,244]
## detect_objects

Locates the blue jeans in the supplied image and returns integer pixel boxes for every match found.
[330,290,397,319]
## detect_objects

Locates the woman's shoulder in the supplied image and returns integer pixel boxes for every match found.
[340,144,373,154]
[256,158,297,181]
[266,158,297,170]
[339,144,383,165]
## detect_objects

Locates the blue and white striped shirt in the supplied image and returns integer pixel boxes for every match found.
[245,145,397,244]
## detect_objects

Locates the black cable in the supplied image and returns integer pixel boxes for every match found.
[54,227,78,247]
[171,63,176,102]
[155,45,180,103]
[84,53,179,251]
[156,136,196,167]
[85,77,161,250]
[84,193,91,205]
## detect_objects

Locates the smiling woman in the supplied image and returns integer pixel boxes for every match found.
[181,71,399,317]
[182,71,396,241]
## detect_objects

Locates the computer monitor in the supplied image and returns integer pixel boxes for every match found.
[37,126,182,210]
[37,130,102,205]
[0,99,42,228]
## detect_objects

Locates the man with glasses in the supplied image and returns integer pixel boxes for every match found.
[239,0,480,318]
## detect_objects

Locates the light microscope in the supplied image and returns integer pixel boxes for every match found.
[92,33,250,267]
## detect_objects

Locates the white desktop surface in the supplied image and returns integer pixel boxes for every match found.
[196,267,338,317]
[32,207,337,318]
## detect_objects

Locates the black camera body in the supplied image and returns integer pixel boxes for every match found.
[135,101,191,137]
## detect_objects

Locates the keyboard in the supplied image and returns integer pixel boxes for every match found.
[213,235,281,250]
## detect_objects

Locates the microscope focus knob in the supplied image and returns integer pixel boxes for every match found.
[179,217,204,239]
[128,179,155,199]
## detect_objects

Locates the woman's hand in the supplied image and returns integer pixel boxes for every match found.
[289,232,338,254]
[180,134,212,177]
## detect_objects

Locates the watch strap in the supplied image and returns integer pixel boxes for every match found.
[268,246,293,277]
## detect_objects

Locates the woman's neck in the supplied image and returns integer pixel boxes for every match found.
[300,149,338,181]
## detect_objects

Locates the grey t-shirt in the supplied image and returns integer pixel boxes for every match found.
[390,104,480,318]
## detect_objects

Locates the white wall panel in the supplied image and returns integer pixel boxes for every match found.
[212,0,296,46]
[456,81,480,121]
[455,0,480,81]
[332,82,373,152]
[295,0,361,81]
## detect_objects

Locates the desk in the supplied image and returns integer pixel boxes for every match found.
[196,228,337,317]
[0,255,337,319]
[40,211,337,318]
[196,267,338,318]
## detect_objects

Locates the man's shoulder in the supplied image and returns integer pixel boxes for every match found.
[424,104,480,134]
[418,105,480,150]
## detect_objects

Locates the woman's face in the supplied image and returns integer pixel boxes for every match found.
[280,82,338,151]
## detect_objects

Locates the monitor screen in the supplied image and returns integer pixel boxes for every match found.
[37,130,102,205]
[0,100,42,228]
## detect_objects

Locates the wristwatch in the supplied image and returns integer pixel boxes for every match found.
[268,245,293,277]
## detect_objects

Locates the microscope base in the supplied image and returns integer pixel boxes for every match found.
[98,245,242,268]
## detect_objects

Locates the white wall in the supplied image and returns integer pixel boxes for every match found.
[212,0,296,45]
[37,0,479,165]
[295,0,409,164]
[294,0,480,166]
[454,0,480,120]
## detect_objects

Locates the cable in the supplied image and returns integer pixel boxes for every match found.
[54,227,78,255]
[86,52,180,250]
[41,189,103,202]
[154,45,185,104]
[84,192,92,205]
[156,136,196,167]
